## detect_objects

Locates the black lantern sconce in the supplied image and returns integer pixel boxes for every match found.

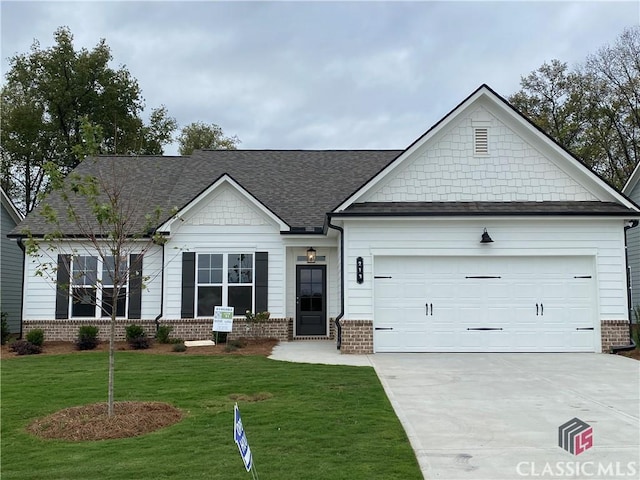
[480,228,494,244]
[306,247,317,263]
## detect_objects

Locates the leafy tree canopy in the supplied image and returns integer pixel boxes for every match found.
[1,26,177,214]
[510,26,640,189]
[178,121,240,155]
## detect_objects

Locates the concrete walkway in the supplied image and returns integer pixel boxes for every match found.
[269,342,640,480]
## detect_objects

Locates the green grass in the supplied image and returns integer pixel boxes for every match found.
[1,353,422,479]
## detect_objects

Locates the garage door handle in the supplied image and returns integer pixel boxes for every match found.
[576,327,594,331]
[467,327,503,331]
[536,303,544,315]
[375,327,393,331]
[536,303,538,315]
[425,303,433,316]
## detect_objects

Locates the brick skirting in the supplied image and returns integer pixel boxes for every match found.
[22,318,293,343]
[601,320,631,352]
[338,319,373,354]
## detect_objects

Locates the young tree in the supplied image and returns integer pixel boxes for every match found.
[24,121,170,416]
[1,26,177,215]
[177,121,240,155]
[509,27,640,188]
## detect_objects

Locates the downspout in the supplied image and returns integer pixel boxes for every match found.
[327,217,344,350]
[17,238,26,339]
[153,240,166,333]
[612,219,639,353]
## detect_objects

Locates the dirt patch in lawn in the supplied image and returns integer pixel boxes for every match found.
[27,401,183,441]
[1,338,278,358]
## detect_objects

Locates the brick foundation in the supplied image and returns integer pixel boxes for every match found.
[601,320,631,352]
[22,318,293,343]
[338,319,373,354]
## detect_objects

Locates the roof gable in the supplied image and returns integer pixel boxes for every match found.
[1,187,23,225]
[335,85,638,212]
[623,162,640,202]
[157,174,289,233]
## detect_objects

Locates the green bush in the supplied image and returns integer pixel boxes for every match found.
[172,342,186,352]
[125,324,150,350]
[155,325,173,344]
[10,339,41,355]
[76,325,99,350]
[1,312,10,345]
[26,329,45,347]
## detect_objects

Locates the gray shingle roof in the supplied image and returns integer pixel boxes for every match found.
[11,150,401,237]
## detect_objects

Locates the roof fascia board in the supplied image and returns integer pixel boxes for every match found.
[157,174,290,233]
[623,162,640,195]
[331,213,640,221]
[1,187,23,224]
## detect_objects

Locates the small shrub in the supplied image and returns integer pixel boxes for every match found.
[156,325,173,344]
[1,312,10,345]
[10,340,42,355]
[26,329,44,347]
[225,338,246,352]
[172,342,186,352]
[125,324,150,350]
[76,325,99,350]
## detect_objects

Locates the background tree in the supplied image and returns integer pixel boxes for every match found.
[510,27,640,188]
[1,26,177,215]
[177,121,240,155]
[24,120,170,416]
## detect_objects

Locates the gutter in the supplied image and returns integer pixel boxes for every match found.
[612,219,639,353]
[327,216,344,350]
[153,239,166,332]
[16,239,26,339]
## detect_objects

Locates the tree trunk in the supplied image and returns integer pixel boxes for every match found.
[108,310,116,416]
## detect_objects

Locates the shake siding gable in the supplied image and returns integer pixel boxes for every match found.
[362,104,598,203]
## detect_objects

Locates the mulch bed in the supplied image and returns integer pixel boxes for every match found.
[27,401,183,441]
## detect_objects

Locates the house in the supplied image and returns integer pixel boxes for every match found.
[623,162,640,319]
[1,187,24,335]
[10,85,640,353]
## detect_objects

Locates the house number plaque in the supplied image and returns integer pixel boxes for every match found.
[356,257,364,284]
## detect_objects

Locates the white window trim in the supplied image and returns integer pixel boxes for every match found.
[69,255,129,319]
[195,253,255,318]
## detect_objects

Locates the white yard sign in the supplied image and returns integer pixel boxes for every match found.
[213,306,234,332]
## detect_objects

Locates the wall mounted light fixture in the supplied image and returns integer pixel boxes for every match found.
[480,228,494,244]
[306,247,317,263]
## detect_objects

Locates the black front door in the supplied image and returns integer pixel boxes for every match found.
[296,265,326,336]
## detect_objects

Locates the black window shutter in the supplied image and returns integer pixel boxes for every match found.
[181,252,196,318]
[255,252,268,312]
[128,254,143,319]
[55,255,71,319]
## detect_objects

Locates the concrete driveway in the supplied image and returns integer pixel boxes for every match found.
[370,353,640,480]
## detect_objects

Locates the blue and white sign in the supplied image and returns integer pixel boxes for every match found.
[234,403,252,472]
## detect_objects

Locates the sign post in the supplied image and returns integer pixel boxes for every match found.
[234,403,259,478]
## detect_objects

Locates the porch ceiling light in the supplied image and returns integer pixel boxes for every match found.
[480,228,494,244]
[306,247,317,263]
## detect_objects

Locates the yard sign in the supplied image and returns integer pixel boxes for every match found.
[213,306,234,332]
[234,403,253,472]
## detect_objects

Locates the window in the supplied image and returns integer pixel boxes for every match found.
[197,253,253,316]
[70,255,128,318]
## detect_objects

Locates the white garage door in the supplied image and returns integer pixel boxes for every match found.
[373,256,596,352]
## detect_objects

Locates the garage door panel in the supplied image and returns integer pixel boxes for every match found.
[374,256,596,352]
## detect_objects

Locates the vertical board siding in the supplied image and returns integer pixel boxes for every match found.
[343,219,628,321]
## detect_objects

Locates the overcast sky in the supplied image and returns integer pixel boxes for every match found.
[2,1,638,155]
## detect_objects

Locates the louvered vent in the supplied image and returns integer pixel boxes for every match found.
[474,128,488,155]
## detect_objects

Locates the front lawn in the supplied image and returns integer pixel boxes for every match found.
[1,352,422,479]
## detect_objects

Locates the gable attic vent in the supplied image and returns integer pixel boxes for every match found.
[474,128,489,155]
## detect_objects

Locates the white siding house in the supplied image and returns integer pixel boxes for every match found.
[11,85,640,352]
